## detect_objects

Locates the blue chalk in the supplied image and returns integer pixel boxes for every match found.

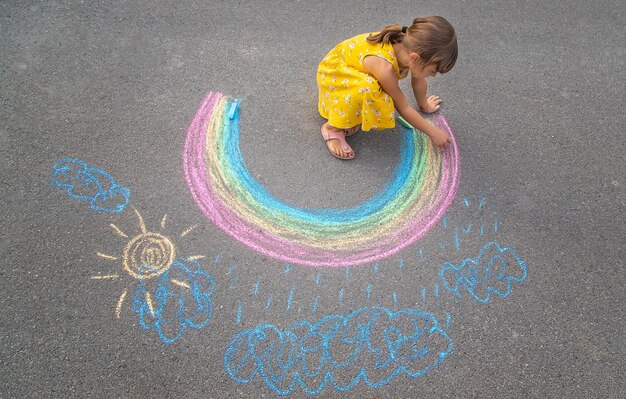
[287,288,295,310]
[311,297,319,314]
[228,100,240,119]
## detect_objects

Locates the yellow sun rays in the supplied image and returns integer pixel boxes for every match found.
[171,279,191,289]
[115,289,128,319]
[92,208,203,318]
[180,225,197,237]
[96,252,117,261]
[110,223,128,238]
[134,208,147,234]
[90,274,120,280]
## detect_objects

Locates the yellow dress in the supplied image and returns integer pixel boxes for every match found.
[317,33,402,131]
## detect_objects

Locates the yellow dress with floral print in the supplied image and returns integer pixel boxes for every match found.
[317,33,402,131]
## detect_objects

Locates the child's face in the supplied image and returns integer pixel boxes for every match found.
[410,61,438,79]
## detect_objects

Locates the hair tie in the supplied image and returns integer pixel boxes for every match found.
[402,26,407,33]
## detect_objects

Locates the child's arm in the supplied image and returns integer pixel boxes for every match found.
[363,57,450,147]
[411,77,442,113]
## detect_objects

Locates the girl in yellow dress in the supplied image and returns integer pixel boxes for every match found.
[317,16,458,159]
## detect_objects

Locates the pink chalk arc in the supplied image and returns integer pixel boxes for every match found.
[183,92,460,267]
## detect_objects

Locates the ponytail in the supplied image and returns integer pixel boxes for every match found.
[366,24,405,45]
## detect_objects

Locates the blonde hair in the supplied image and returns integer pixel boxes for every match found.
[367,16,458,73]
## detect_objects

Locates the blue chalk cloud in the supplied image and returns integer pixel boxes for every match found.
[52,158,130,213]
[439,242,527,303]
[224,306,453,395]
[132,259,215,344]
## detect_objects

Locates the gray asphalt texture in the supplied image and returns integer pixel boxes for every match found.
[1,0,624,398]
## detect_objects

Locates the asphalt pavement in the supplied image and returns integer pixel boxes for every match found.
[1,0,624,397]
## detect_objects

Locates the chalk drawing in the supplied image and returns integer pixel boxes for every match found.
[224,306,452,395]
[236,303,243,325]
[183,92,460,267]
[133,259,215,344]
[253,279,260,296]
[478,196,486,211]
[287,287,295,311]
[52,158,130,213]
[311,297,319,314]
[439,242,527,303]
[91,208,215,343]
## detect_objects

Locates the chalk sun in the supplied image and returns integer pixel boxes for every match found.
[92,208,204,318]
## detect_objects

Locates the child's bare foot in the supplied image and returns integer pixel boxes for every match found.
[321,123,358,160]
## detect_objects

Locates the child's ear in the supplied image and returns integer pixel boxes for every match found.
[409,52,421,63]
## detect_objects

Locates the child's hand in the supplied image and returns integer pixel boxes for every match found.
[419,95,443,113]
[429,126,451,148]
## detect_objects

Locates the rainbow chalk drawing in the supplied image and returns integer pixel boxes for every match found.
[224,306,453,395]
[183,92,460,267]
[439,242,527,303]
[52,158,130,213]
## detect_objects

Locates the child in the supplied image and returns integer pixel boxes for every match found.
[317,16,458,159]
